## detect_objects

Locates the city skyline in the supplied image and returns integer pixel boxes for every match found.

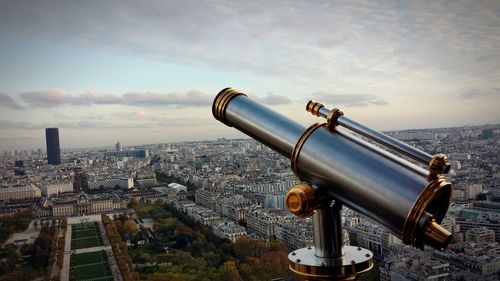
[1,1,500,151]
[1,124,498,279]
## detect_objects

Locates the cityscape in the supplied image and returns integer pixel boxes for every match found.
[1,1,500,281]
[0,123,498,280]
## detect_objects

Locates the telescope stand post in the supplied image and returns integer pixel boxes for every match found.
[288,198,373,280]
[313,201,343,259]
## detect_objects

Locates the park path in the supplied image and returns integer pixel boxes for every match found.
[98,218,123,281]
[61,224,72,281]
[72,245,111,254]
[50,223,66,280]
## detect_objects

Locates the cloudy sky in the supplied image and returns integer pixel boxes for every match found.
[0,0,499,151]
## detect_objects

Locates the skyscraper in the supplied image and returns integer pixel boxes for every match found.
[73,167,88,192]
[115,141,122,151]
[45,128,61,165]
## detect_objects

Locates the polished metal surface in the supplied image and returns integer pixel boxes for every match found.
[429,153,451,178]
[338,116,434,166]
[317,106,331,118]
[295,126,451,240]
[285,182,317,218]
[291,123,326,177]
[313,203,343,258]
[288,246,373,280]
[224,95,305,157]
[306,100,433,165]
[404,178,452,248]
[213,89,453,250]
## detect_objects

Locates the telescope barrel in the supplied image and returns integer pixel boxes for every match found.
[213,88,305,158]
[213,88,452,250]
[338,117,433,164]
[307,101,451,174]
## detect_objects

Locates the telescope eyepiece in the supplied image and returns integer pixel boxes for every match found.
[306,100,324,117]
[417,212,452,251]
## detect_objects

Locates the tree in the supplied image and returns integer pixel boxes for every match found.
[218,261,242,281]
[131,272,140,280]
[129,197,140,208]
[102,214,111,225]
[233,237,266,261]
[123,220,139,234]
[138,253,153,264]
[156,217,177,238]
[202,251,221,267]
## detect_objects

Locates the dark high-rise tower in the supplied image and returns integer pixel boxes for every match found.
[45,128,61,165]
[73,167,88,192]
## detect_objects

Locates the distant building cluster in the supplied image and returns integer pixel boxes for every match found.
[0,185,41,200]
[0,124,499,279]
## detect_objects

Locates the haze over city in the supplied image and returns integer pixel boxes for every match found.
[0,0,499,151]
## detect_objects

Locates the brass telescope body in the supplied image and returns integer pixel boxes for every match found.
[212,87,453,280]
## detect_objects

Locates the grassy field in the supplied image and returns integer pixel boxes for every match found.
[71,222,103,250]
[70,251,113,281]
[72,229,96,239]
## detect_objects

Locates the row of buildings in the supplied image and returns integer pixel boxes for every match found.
[1,124,498,279]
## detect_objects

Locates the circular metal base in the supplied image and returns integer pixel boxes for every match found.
[288,246,373,280]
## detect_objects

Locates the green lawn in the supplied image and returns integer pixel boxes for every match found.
[71,236,102,250]
[70,251,113,281]
[71,251,103,265]
[71,222,103,250]
[72,229,97,239]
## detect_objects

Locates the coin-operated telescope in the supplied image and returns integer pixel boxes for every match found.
[212,88,453,280]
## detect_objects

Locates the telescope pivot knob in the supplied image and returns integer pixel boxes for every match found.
[429,153,450,180]
[286,182,316,218]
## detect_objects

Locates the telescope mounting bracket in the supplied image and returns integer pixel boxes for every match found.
[286,184,373,280]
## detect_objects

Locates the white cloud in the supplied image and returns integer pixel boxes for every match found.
[0,92,23,109]
[77,90,122,104]
[461,88,500,99]
[0,0,499,149]
[122,89,211,106]
[0,119,145,130]
[254,93,292,105]
[20,89,73,107]
[17,88,212,108]
[1,0,498,89]
[312,92,387,107]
